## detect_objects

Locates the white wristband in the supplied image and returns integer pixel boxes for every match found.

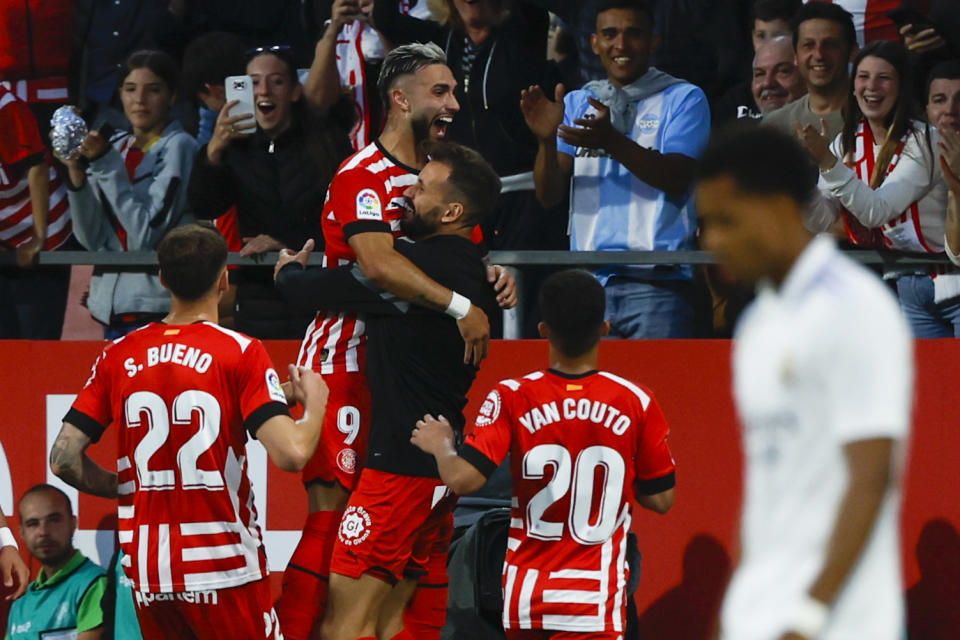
[0,526,17,550]
[445,292,471,320]
[786,594,829,638]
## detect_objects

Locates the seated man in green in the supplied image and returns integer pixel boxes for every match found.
[6,485,106,640]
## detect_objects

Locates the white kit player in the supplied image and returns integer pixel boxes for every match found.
[49,224,329,639]
[696,126,913,640]
[411,269,676,640]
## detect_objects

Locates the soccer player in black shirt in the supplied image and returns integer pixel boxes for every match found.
[275,141,499,640]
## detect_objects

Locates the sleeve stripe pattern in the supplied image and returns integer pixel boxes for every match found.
[340,142,379,171]
[598,371,651,410]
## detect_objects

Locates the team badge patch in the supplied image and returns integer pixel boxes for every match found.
[355,188,383,221]
[475,390,501,427]
[338,506,372,545]
[337,448,357,474]
[638,113,661,131]
[265,368,286,403]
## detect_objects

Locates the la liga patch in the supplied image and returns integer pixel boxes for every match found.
[265,368,286,403]
[355,188,383,221]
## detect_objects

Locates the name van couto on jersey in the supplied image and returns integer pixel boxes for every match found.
[518,398,633,435]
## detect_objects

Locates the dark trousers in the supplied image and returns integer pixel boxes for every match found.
[0,264,70,339]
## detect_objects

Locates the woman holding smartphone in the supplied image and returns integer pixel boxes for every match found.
[61,49,197,338]
[800,41,958,337]
[187,45,350,339]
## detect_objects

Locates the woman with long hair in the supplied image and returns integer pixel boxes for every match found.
[61,49,197,338]
[800,40,957,337]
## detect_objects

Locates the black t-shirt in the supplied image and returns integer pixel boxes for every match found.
[276,234,498,477]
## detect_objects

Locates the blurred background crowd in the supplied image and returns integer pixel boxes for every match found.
[1,0,959,341]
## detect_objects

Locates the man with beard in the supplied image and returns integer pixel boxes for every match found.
[6,485,107,639]
[275,141,500,640]
[274,42,515,640]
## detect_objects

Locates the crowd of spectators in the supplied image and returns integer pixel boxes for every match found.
[2,0,960,340]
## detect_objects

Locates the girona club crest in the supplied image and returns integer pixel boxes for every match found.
[338,506,372,546]
[337,448,357,474]
[475,390,501,427]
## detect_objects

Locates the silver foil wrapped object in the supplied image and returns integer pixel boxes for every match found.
[50,106,88,160]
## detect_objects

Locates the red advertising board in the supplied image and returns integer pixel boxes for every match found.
[1,339,957,637]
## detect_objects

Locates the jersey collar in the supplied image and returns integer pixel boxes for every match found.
[547,368,598,380]
[374,139,420,175]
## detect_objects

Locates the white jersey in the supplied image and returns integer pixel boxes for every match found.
[721,235,912,640]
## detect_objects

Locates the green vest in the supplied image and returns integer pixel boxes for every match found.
[6,551,106,640]
[111,551,143,640]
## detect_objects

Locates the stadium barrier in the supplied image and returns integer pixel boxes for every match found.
[2,248,954,339]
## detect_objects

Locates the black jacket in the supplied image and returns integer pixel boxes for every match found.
[188,106,350,339]
[188,109,349,252]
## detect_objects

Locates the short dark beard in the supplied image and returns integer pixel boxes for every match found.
[36,544,75,574]
[411,114,432,147]
[400,205,442,241]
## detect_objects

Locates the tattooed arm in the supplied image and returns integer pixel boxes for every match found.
[49,423,118,498]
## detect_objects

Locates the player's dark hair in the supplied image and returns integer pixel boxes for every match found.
[595,0,655,26]
[539,270,606,358]
[378,42,448,112]
[19,484,73,517]
[157,223,228,301]
[121,50,179,96]
[424,141,501,228]
[791,1,856,53]
[752,0,802,25]
[181,31,246,98]
[926,59,960,103]
[698,123,816,206]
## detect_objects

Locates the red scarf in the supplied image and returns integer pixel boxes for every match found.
[840,120,932,252]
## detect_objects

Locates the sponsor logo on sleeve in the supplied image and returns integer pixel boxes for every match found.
[265,368,286,403]
[475,389,501,427]
[355,188,383,221]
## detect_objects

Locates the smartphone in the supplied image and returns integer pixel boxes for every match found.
[224,75,256,134]
[886,7,936,34]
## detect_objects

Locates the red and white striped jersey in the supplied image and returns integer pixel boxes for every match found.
[0,86,70,250]
[461,369,676,634]
[66,322,291,593]
[297,141,417,375]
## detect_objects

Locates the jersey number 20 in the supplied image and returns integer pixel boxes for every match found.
[523,444,626,545]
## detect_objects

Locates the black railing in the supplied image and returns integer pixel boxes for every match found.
[0,249,954,268]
